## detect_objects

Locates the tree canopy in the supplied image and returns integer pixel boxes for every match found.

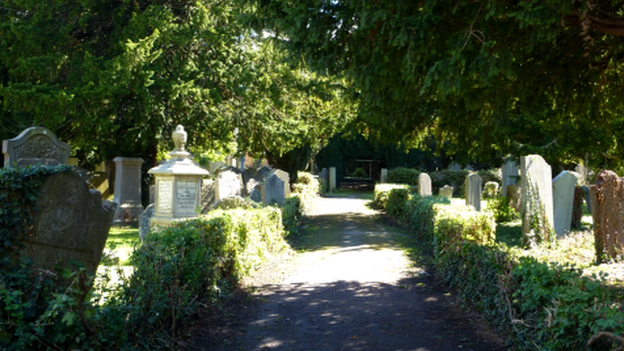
[252,0,624,171]
[0,0,351,168]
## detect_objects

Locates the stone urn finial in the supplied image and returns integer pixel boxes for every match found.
[172,125,187,152]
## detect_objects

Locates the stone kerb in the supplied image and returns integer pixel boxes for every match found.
[27,171,116,274]
[417,173,432,196]
[552,171,579,236]
[466,173,482,211]
[3,126,71,167]
[262,173,285,206]
[590,170,624,262]
[520,154,554,239]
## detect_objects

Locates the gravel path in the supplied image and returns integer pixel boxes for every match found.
[189,195,508,351]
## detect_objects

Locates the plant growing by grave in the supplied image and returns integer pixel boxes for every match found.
[387,167,420,185]
[351,167,366,178]
[373,183,413,210]
[521,178,555,248]
[291,171,323,214]
[486,197,520,223]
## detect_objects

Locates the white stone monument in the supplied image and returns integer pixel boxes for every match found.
[380,168,388,183]
[148,125,209,229]
[552,171,579,236]
[417,173,432,197]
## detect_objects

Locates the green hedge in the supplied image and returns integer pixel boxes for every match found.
[376,184,624,350]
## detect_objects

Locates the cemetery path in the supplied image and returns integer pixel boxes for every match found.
[188,194,508,351]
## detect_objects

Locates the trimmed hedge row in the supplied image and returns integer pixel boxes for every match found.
[375,185,624,350]
[1,168,317,350]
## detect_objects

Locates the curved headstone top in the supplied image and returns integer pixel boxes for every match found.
[2,126,71,167]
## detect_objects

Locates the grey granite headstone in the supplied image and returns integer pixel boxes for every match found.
[215,168,243,200]
[262,174,285,205]
[3,126,71,167]
[271,169,291,197]
[112,157,144,224]
[552,171,579,236]
[139,204,155,241]
[439,185,454,199]
[249,188,262,202]
[448,162,461,171]
[417,173,432,197]
[466,173,482,211]
[521,154,554,237]
[380,168,388,183]
[26,171,116,273]
[502,159,519,198]
[200,180,215,214]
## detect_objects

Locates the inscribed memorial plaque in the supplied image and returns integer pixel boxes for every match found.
[158,180,173,213]
[175,181,197,213]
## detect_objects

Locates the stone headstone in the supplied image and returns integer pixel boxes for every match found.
[574,164,588,185]
[112,157,144,224]
[483,181,499,199]
[26,171,116,273]
[506,184,521,212]
[242,167,258,189]
[590,170,624,262]
[502,159,519,198]
[520,154,554,240]
[256,166,272,181]
[466,173,482,211]
[417,173,432,197]
[215,168,244,200]
[380,168,388,183]
[319,167,329,192]
[439,185,454,199]
[249,188,262,202]
[448,162,461,171]
[139,204,155,241]
[552,171,579,236]
[200,180,215,214]
[271,169,291,197]
[262,174,285,205]
[3,126,71,167]
[329,167,337,192]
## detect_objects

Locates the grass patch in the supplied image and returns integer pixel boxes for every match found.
[495,220,522,247]
[103,225,140,266]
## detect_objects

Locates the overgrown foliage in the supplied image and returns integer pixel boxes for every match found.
[291,171,322,214]
[486,197,520,223]
[376,184,624,350]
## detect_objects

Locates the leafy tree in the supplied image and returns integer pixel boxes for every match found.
[0,0,351,174]
[251,0,624,171]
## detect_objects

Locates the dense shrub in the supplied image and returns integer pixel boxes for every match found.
[291,172,322,214]
[486,197,520,223]
[429,169,469,196]
[387,167,420,185]
[98,207,289,348]
[373,184,412,210]
[386,188,411,220]
[351,167,366,178]
[375,183,624,350]
[281,196,302,237]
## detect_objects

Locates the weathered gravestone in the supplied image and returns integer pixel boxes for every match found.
[466,173,482,211]
[148,125,209,228]
[552,171,579,236]
[26,171,116,273]
[112,157,144,224]
[448,162,462,171]
[262,173,285,205]
[138,204,155,241]
[319,167,329,192]
[380,168,388,183]
[439,185,454,199]
[3,126,71,167]
[581,185,592,214]
[417,173,432,197]
[215,167,244,200]
[521,154,554,240]
[502,159,519,199]
[329,167,337,192]
[200,179,215,213]
[271,169,291,197]
[590,170,624,262]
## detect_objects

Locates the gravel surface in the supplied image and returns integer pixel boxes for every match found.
[188,194,509,351]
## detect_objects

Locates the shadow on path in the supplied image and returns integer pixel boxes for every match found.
[189,193,508,351]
